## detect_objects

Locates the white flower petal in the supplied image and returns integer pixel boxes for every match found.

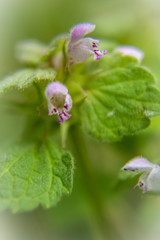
[68,44,94,64]
[45,82,68,99]
[146,167,160,192]
[78,38,101,49]
[122,157,154,172]
[70,23,96,43]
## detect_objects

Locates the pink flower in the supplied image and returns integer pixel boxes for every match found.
[45,82,72,123]
[114,46,144,62]
[68,23,107,65]
[122,157,160,193]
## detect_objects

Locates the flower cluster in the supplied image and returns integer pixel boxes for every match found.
[45,24,145,124]
[122,157,160,193]
[45,22,108,123]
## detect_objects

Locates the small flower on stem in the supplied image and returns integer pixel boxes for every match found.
[45,81,72,123]
[68,23,107,65]
[122,157,160,193]
[114,46,144,62]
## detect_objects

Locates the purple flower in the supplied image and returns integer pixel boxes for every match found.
[68,23,107,65]
[114,46,144,62]
[122,157,160,193]
[45,81,72,123]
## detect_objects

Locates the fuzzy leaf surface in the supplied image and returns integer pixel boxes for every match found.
[0,68,55,95]
[0,140,74,212]
[81,54,160,141]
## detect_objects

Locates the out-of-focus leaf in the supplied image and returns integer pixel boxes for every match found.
[16,40,48,66]
[41,33,69,61]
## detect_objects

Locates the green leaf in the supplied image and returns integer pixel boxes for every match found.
[16,40,48,66]
[72,52,138,79]
[16,35,69,65]
[0,140,74,212]
[99,52,139,69]
[0,68,55,95]
[81,55,160,141]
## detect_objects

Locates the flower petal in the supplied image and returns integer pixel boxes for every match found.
[70,23,96,43]
[122,157,154,172]
[146,167,160,192]
[114,46,144,62]
[64,94,72,112]
[48,101,55,115]
[68,44,93,64]
[79,37,101,49]
[58,112,71,123]
[45,82,68,99]
[137,172,149,192]
[93,49,107,60]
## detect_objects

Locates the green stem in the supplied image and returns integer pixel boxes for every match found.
[60,121,70,149]
[69,125,123,240]
[33,82,44,103]
[69,125,110,240]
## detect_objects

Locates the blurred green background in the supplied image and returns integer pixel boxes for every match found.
[1,0,160,239]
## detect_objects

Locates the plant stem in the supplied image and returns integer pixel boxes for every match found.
[33,82,43,104]
[69,125,110,240]
[60,121,70,149]
[69,125,124,240]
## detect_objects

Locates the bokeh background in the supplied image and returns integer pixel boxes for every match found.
[1,0,160,239]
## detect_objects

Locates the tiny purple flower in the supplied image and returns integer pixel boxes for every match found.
[122,157,160,193]
[122,157,154,172]
[114,46,144,62]
[45,81,72,123]
[68,23,107,65]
